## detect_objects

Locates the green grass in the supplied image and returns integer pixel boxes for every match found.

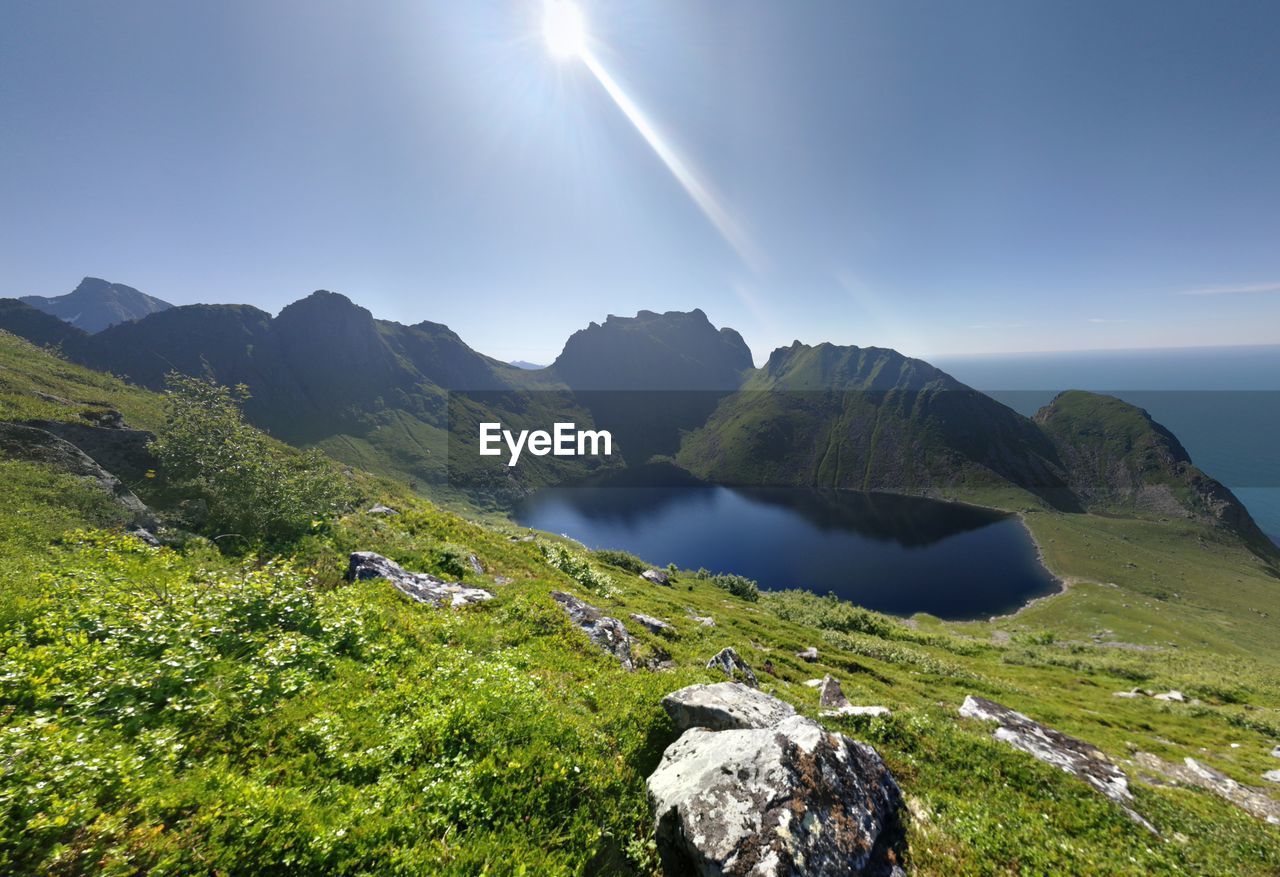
[0,330,165,430]
[2,330,1279,874]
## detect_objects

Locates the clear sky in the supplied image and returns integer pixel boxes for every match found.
[3,0,1279,364]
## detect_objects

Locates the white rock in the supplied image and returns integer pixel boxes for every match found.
[959,695,1155,832]
[346,551,493,609]
[551,591,635,671]
[662,682,796,733]
[629,612,675,635]
[647,714,902,876]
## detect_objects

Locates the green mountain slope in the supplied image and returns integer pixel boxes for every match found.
[1036,390,1276,556]
[1,330,1279,874]
[677,341,1075,507]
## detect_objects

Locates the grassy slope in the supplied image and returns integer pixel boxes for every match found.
[2,333,1279,875]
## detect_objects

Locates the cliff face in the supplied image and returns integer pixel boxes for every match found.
[1035,390,1277,556]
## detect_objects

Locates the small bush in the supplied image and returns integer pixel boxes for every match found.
[590,548,648,575]
[539,542,615,597]
[149,374,350,543]
[694,568,759,602]
[764,589,895,636]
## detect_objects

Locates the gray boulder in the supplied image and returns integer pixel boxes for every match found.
[959,695,1154,832]
[819,676,891,718]
[662,682,796,733]
[796,646,819,662]
[630,612,676,635]
[0,422,155,528]
[707,647,757,687]
[641,568,671,586]
[24,419,155,483]
[367,504,399,515]
[551,591,635,671]
[346,551,493,609]
[1133,752,1280,825]
[1262,770,1280,784]
[128,527,161,547]
[648,713,903,876]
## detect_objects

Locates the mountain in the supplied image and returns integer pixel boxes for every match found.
[0,299,90,349]
[1035,390,1276,555]
[510,360,545,370]
[20,277,172,332]
[550,308,753,390]
[548,309,755,464]
[677,341,1075,506]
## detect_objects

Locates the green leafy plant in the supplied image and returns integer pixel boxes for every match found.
[149,373,349,542]
[693,567,759,601]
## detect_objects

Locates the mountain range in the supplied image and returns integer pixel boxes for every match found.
[1,277,1272,555]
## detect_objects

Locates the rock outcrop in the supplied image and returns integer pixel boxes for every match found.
[819,676,891,718]
[958,695,1154,832]
[648,686,903,876]
[641,568,670,586]
[346,551,493,608]
[707,647,757,687]
[796,647,819,662]
[662,682,796,733]
[630,613,676,636]
[1132,752,1280,825]
[550,591,635,671]
[0,422,154,527]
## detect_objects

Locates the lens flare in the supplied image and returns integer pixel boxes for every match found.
[540,3,760,269]
[581,51,760,271]
[543,1,586,60]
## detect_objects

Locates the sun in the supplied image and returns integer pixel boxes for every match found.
[543,0,587,60]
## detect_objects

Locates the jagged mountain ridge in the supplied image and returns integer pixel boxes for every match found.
[0,286,1270,552]
[20,277,172,332]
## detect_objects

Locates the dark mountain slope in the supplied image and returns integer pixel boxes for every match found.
[1,290,598,496]
[20,277,172,332]
[677,342,1074,506]
[1036,390,1276,557]
[0,299,89,349]
[548,309,755,464]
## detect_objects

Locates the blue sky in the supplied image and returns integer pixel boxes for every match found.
[3,0,1279,364]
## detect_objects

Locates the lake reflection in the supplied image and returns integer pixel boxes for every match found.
[513,486,1060,619]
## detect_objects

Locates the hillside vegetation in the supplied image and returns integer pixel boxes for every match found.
[2,331,1280,874]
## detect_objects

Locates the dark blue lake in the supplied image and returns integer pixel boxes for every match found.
[514,486,1060,620]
